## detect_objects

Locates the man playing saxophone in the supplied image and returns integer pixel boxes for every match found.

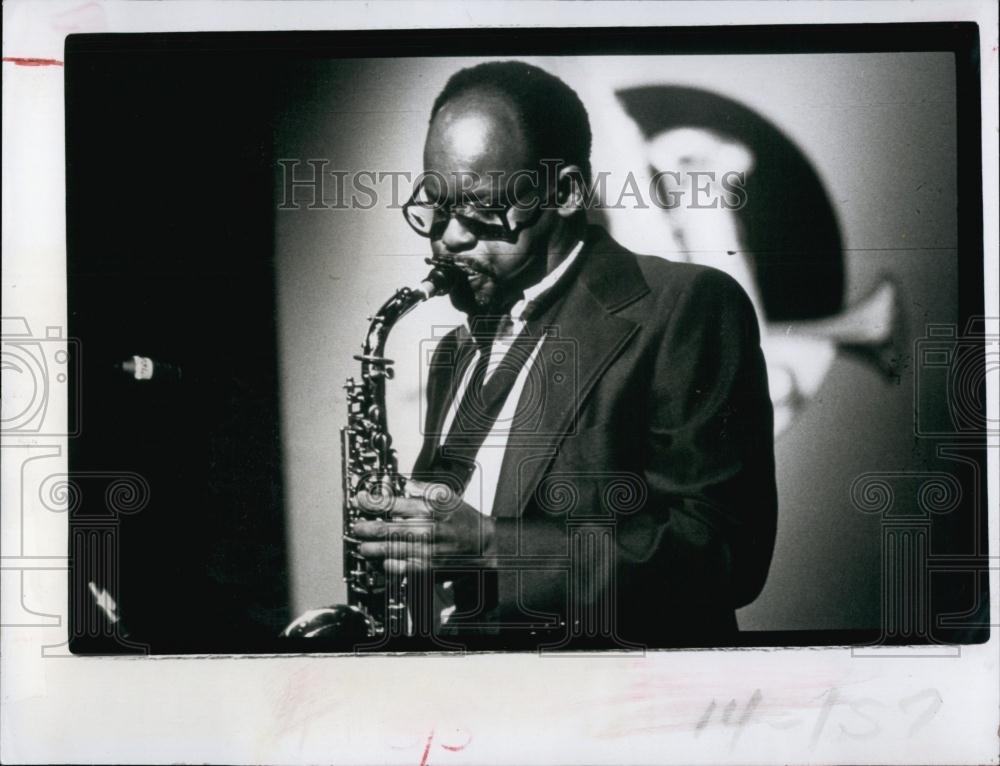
[352,61,778,648]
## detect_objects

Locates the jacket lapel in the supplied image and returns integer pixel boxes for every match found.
[491,226,650,519]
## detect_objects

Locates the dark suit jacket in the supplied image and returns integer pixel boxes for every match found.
[413,225,777,648]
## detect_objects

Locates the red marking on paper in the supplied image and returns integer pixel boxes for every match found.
[2,57,64,67]
[419,729,435,766]
[439,727,472,751]
[50,1,106,32]
[414,726,471,763]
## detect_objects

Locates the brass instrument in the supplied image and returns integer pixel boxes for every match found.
[281,256,459,644]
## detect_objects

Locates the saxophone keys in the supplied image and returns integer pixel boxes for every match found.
[353,353,394,365]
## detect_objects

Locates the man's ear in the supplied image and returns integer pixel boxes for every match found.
[555,164,586,217]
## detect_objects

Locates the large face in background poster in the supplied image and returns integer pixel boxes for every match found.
[558,69,896,437]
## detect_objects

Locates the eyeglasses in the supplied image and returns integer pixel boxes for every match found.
[402,180,548,243]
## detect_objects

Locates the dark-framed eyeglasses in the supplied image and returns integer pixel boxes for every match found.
[402,180,548,243]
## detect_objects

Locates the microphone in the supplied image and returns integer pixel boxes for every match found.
[117,355,183,383]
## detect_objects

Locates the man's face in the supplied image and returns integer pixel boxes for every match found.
[422,92,554,315]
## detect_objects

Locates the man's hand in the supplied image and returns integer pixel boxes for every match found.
[352,480,495,576]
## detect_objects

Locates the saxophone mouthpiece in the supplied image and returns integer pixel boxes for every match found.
[418,256,462,299]
[415,278,442,300]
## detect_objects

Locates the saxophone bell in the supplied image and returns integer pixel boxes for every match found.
[280,604,374,641]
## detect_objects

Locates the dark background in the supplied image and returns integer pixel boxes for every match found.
[65,46,288,651]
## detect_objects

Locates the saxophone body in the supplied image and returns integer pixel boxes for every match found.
[281,257,459,644]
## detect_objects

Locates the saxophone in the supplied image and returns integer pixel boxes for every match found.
[281,256,460,644]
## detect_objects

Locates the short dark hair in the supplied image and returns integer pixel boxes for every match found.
[431,60,593,185]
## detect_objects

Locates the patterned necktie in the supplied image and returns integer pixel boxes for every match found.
[432,310,540,494]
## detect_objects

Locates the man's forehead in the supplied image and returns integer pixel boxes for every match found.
[424,92,530,174]
[432,112,497,164]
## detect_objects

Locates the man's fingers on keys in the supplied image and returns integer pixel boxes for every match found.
[384,558,429,575]
[352,518,387,539]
